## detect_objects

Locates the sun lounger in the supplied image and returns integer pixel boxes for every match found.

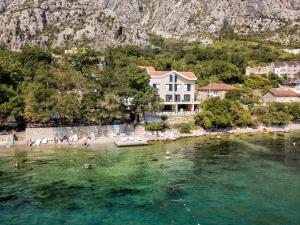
[35,139,41,146]
[0,141,7,145]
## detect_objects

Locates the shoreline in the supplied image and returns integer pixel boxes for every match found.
[1,123,300,149]
[146,124,300,142]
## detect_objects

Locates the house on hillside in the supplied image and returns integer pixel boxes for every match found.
[139,66,199,114]
[245,66,272,76]
[262,89,300,103]
[270,62,300,82]
[98,56,107,70]
[198,83,235,101]
[284,49,300,55]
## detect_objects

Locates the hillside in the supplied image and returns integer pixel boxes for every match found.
[0,0,299,50]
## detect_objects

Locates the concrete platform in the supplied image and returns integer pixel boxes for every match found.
[115,139,148,147]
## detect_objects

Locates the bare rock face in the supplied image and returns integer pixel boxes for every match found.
[0,0,299,50]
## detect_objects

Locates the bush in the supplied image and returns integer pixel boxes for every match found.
[289,103,300,121]
[145,121,165,131]
[160,115,168,121]
[194,98,253,130]
[175,123,194,133]
[252,103,292,126]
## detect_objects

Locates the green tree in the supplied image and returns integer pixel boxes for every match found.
[252,103,292,126]
[120,65,163,116]
[24,83,56,122]
[195,98,252,130]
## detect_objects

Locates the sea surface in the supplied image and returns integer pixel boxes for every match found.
[0,133,300,225]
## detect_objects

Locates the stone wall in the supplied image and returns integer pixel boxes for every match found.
[25,124,134,141]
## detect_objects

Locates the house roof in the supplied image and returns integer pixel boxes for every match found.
[269,89,300,97]
[272,62,286,68]
[285,61,300,67]
[139,66,197,80]
[272,61,300,68]
[198,83,236,91]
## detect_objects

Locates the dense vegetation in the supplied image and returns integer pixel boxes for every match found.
[0,36,300,127]
[195,98,300,130]
[0,45,162,125]
[252,103,300,126]
[174,123,194,133]
[194,98,253,130]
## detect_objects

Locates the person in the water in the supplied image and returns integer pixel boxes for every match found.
[15,160,20,169]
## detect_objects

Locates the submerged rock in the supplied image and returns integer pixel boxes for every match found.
[160,164,169,169]
[84,163,92,169]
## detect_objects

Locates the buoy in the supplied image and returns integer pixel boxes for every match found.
[293,142,296,147]
[165,156,171,160]
[166,150,171,156]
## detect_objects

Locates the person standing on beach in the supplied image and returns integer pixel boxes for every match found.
[12,130,17,144]
[82,133,89,147]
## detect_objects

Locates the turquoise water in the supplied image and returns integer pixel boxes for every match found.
[0,133,300,225]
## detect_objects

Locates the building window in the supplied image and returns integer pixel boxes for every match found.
[184,84,191,92]
[166,84,173,91]
[175,84,181,92]
[174,75,177,82]
[175,95,181,102]
[169,75,173,82]
[184,94,191,102]
[153,84,160,89]
[165,95,173,102]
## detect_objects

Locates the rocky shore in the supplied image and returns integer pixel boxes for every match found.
[1,123,300,149]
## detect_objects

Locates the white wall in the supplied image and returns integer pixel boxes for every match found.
[150,72,196,104]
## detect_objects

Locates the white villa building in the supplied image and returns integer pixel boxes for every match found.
[198,83,235,101]
[245,66,272,76]
[140,66,199,114]
[270,62,300,81]
[245,62,300,83]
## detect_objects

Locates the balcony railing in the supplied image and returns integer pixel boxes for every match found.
[155,111,197,116]
[164,99,199,103]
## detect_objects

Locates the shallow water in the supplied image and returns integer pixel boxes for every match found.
[0,133,300,225]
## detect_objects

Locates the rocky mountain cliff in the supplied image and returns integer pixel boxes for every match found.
[0,0,299,50]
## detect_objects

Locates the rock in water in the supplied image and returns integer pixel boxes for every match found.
[84,164,92,169]
[165,156,171,160]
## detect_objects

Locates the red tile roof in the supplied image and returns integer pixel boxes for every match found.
[198,83,236,91]
[285,61,300,67]
[269,89,300,97]
[272,62,286,68]
[139,66,197,80]
[272,61,300,68]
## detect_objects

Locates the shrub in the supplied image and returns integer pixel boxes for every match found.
[289,103,300,121]
[145,121,165,131]
[160,115,168,121]
[175,123,194,133]
[194,98,253,130]
[252,103,292,126]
